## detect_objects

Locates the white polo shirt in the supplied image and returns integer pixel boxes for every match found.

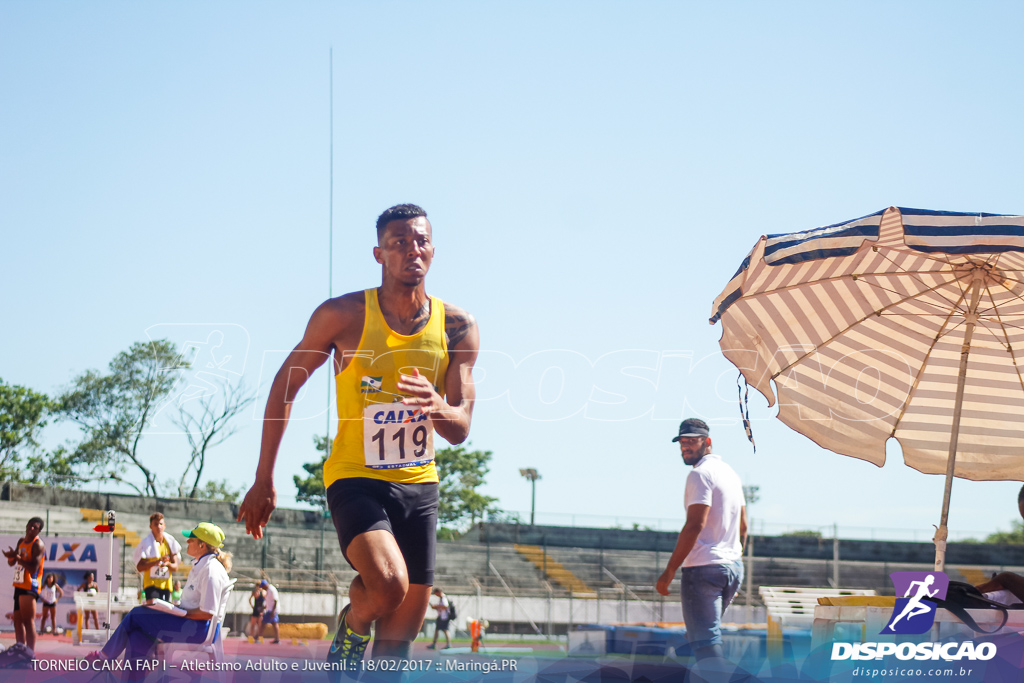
[682,453,745,568]
[180,553,229,614]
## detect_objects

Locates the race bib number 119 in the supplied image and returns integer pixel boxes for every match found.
[363,405,434,469]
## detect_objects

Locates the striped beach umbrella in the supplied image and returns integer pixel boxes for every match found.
[711,206,1024,571]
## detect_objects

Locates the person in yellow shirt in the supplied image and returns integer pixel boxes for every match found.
[238,204,478,669]
[132,513,181,601]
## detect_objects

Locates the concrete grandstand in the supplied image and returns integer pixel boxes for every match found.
[2,482,1023,637]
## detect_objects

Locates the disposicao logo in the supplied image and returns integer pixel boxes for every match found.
[884,571,949,635]
[829,571,997,663]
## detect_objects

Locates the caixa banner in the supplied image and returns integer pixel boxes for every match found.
[0,535,121,634]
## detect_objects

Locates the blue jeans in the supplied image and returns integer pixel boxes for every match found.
[680,560,744,650]
[101,606,212,663]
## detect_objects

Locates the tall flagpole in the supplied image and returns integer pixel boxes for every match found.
[326,46,333,469]
[321,47,334,568]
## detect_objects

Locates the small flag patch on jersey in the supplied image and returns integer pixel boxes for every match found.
[360,376,383,393]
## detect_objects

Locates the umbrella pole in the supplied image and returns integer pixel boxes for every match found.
[935,272,984,573]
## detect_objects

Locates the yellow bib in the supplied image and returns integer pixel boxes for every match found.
[324,289,447,487]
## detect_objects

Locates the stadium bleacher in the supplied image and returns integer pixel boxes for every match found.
[2,484,1023,635]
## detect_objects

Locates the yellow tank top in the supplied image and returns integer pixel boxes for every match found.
[324,289,448,487]
[142,538,173,591]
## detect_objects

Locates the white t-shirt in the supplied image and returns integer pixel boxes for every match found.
[264,584,279,613]
[682,453,745,568]
[433,595,449,620]
[180,553,229,615]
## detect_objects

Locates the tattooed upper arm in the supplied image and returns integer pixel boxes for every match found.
[443,302,477,348]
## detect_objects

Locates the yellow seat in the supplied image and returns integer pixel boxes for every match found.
[817,596,897,607]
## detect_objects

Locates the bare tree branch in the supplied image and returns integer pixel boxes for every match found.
[170,377,255,499]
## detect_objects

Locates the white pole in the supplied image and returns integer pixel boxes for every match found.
[745,524,753,607]
[832,523,839,588]
[935,271,983,572]
[105,510,115,641]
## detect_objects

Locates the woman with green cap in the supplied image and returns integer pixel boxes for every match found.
[84,522,233,666]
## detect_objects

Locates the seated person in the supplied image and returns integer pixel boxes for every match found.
[975,485,1024,603]
[85,523,231,665]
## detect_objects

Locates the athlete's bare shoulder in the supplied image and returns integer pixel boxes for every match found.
[302,290,367,352]
[313,290,366,324]
[441,301,477,349]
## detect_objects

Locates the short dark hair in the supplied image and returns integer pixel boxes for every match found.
[150,512,164,524]
[28,516,43,527]
[1018,484,1024,506]
[376,204,428,241]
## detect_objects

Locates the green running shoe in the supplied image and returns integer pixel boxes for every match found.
[327,603,370,678]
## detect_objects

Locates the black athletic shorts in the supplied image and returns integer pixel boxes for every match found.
[144,586,171,602]
[327,477,438,586]
[14,587,39,610]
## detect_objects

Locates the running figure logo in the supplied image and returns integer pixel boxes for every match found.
[884,571,949,634]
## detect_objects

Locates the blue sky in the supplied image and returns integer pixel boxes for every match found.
[4,2,1024,541]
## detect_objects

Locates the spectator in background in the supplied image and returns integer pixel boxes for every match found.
[260,579,280,644]
[248,582,266,642]
[132,513,181,602]
[39,573,64,635]
[426,588,451,650]
[171,580,183,606]
[77,571,100,630]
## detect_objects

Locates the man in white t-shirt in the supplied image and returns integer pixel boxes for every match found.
[656,418,747,661]
[427,588,451,650]
[260,580,281,644]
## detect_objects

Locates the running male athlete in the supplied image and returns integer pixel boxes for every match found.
[237,204,478,667]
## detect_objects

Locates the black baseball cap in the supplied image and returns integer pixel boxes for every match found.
[671,418,710,442]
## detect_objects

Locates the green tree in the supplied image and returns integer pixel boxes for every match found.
[0,379,53,479]
[58,340,186,496]
[985,520,1024,544]
[192,478,246,503]
[783,529,823,539]
[293,434,330,509]
[23,446,81,487]
[436,444,500,534]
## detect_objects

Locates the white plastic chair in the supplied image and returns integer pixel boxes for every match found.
[157,578,237,667]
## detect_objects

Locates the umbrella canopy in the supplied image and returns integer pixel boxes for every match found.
[711,206,1024,570]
